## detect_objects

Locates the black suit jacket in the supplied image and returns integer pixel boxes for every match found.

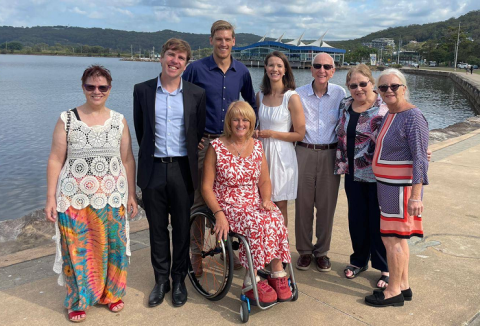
[133,77,206,190]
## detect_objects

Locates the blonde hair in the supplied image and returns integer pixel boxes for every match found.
[346,64,375,86]
[377,68,410,100]
[223,101,256,139]
[210,20,235,38]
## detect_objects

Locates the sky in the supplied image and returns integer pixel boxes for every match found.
[1,0,479,41]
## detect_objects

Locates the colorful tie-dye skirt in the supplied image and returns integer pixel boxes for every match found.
[58,205,128,311]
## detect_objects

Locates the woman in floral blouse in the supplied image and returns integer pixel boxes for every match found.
[334,64,389,288]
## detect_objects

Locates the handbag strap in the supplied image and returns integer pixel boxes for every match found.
[66,110,72,145]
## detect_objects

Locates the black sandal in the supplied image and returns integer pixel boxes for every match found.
[377,274,389,288]
[344,265,368,279]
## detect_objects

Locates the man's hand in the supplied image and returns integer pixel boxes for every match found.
[198,138,205,150]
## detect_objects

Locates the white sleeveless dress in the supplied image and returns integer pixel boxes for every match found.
[258,90,298,202]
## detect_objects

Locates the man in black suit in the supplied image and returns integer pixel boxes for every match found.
[133,38,206,307]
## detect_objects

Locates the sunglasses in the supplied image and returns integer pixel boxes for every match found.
[83,84,111,92]
[348,81,370,89]
[312,64,334,70]
[377,84,404,92]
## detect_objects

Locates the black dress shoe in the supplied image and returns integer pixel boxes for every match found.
[172,281,188,307]
[148,282,170,307]
[365,291,404,307]
[374,287,413,301]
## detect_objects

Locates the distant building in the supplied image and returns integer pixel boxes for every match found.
[232,31,346,68]
[363,38,396,50]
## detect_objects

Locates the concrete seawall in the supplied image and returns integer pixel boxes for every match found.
[401,68,480,115]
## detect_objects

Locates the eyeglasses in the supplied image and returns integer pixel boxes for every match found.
[312,64,334,70]
[83,84,111,92]
[377,84,404,92]
[348,81,370,89]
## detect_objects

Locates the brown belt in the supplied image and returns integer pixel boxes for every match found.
[297,141,337,150]
[203,133,222,139]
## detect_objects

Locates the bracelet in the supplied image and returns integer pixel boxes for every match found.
[213,209,223,216]
[408,199,421,202]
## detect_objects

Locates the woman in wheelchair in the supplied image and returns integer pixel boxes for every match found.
[201,101,292,305]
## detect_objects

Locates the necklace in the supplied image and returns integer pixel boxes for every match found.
[230,139,248,157]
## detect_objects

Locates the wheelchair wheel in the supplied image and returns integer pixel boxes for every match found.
[188,207,234,301]
[240,301,249,323]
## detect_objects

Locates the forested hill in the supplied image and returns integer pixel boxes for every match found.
[361,10,480,42]
[329,10,480,50]
[0,26,264,51]
[1,10,479,52]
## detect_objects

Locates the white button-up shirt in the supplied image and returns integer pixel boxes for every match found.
[296,81,346,144]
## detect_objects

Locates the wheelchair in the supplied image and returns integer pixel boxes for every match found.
[188,206,299,323]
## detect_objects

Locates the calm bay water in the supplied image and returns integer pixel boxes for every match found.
[0,55,476,221]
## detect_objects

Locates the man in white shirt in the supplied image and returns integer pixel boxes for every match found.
[295,53,346,272]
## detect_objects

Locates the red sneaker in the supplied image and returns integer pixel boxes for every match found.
[243,280,277,306]
[267,276,292,302]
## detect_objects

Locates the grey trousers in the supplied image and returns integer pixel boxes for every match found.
[190,137,212,254]
[295,145,340,257]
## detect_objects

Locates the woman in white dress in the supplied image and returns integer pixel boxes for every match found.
[256,51,305,226]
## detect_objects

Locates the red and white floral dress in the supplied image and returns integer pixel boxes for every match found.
[211,138,291,270]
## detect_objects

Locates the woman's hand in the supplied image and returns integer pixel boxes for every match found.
[253,130,259,138]
[127,195,138,218]
[407,198,423,217]
[260,200,276,211]
[214,211,230,241]
[427,149,432,162]
[45,197,57,222]
[258,130,274,139]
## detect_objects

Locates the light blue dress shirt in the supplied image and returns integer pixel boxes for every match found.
[154,75,187,157]
[296,81,346,144]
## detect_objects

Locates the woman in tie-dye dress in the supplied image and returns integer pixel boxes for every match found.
[45,65,138,322]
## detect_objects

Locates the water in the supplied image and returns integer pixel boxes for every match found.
[0,55,476,221]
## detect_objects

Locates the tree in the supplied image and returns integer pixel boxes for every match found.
[0,41,23,50]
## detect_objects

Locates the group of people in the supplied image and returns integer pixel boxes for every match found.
[45,19,429,322]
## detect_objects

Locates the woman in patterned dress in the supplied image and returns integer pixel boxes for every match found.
[202,101,292,306]
[45,65,138,322]
[255,51,305,226]
[334,64,389,288]
[365,69,429,307]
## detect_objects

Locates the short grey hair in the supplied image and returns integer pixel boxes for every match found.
[377,68,410,100]
[312,53,334,65]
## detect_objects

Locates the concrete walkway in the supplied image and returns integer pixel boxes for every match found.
[1,130,480,326]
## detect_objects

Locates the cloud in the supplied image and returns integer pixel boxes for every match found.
[114,8,134,17]
[88,11,103,19]
[154,8,181,23]
[70,7,87,15]
[0,0,478,41]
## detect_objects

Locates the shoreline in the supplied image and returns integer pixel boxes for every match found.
[401,67,480,115]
